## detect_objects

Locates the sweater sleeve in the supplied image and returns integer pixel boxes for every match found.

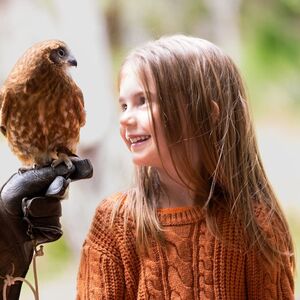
[245,205,294,300]
[77,241,125,300]
[76,196,126,300]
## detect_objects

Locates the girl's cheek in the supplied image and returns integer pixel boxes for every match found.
[142,110,154,131]
[120,129,132,151]
[119,127,127,145]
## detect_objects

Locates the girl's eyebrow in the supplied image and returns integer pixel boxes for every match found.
[118,91,146,103]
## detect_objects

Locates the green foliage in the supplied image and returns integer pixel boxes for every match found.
[240,0,300,116]
[26,237,72,282]
[279,0,300,15]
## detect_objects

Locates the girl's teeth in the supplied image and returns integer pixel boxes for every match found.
[130,135,150,143]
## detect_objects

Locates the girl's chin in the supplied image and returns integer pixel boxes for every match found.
[132,158,148,166]
[131,156,163,169]
[131,155,153,167]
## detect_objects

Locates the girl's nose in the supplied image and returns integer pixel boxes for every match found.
[119,110,137,127]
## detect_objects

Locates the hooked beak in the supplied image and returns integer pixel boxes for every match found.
[67,54,77,67]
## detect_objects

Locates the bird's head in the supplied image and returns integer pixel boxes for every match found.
[44,40,77,69]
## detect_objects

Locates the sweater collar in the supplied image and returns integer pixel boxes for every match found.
[157,205,204,225]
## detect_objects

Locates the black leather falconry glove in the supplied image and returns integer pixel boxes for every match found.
[0,157,93,300]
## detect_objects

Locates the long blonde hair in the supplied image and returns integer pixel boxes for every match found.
[114,35,294,267]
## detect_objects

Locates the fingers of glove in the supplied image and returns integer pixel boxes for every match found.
[31,224,63,245]
[68,157,93,181]
[0,164,75,203]
[22,196,62,218]
[45,176,70,198]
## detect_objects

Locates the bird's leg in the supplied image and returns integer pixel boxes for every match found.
[18,167,31,174]
[18,164,38,174]
[51,153,73,169]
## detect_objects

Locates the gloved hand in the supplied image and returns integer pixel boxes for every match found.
[0,157,93,300]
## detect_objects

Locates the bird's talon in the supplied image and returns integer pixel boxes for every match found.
[51,160,60,169]
[18,166,34,174]
[66,162,73,169]
[18,168,29,174]
[51,154,73,169]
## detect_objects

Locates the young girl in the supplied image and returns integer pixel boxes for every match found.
[77,35,294,299]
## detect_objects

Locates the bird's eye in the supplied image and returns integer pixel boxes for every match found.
[57,48,65,57]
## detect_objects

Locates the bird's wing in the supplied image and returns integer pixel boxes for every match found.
[75,85,84,107]
[73,86,86,128]
[0,89,13,137]
[0,98,2,125]
[0,90,4,135]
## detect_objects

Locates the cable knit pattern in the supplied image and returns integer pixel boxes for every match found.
[77,193,294,299]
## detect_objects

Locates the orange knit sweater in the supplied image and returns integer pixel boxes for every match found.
[77,193,294,299]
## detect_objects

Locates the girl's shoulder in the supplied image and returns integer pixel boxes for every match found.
[252,201,290,246]
[91,191,129,226]
[221,200,287,236]
[95,191,128,218]
[253,201,285,232]
[216,200,289,248]
[240,200,292,261]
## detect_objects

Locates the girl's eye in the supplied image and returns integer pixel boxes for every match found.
[120,103,127,112]
[139,96,146,105]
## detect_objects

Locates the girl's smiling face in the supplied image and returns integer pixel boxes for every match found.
[119,64,169,169]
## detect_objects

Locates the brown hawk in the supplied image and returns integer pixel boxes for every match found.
[0,40,85,169]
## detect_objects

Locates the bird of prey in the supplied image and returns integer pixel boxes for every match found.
[0,40,85,169]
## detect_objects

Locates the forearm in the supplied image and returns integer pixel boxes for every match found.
[0,199,33,300]
[77,243,125,300]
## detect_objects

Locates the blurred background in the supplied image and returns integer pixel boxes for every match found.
[0,0,299,298]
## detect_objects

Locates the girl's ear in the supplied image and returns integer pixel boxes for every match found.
[211,100,220,124]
